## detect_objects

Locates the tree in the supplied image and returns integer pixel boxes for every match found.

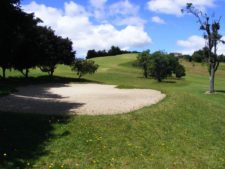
[147,52,173,82]
[183,54,192,62]
[138,51,186,82]
[86,50,98,59]
[0,0,75,79]
[192,49,205,63]
[108,46,122,56]
[12,12,41,78]
[182,3,225,93]
[0,0,21,78]
[0,0,42,78]
[136,50,151,78]
[72,59,99,79]
[37,27,75,76]
[174,64,186,78]
[218,54,225,62]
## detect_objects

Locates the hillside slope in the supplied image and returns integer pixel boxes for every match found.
[0,54,225,169]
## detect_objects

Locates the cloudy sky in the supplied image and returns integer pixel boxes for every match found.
[21,0,225,57]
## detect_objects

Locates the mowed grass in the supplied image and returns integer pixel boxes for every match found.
[0,54,225,169]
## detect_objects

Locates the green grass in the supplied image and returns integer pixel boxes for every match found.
[0,54,225,169]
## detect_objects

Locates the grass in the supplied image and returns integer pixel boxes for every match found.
[0,54,225,169]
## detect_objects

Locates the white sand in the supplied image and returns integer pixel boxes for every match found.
[0,83,165,115]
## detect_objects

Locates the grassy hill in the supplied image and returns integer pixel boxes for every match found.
[0,54,225,169]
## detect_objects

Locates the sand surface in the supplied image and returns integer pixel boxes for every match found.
[0,83,165,115]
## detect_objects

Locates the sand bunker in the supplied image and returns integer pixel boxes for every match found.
[0,83,165,115]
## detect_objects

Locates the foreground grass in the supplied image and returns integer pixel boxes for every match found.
[0,54,225,169]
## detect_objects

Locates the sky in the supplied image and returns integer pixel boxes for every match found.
[21,0,225,57]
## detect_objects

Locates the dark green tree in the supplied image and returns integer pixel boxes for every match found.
[108,46,122,56]
[12,12,41,78]
[147,51,172,82]
[139,51,186,82]
[174,64,186,78]
[86,50,98,59]
[136,50,151,78]
[37,27,75,76]
[72,59,99,79]
[192,49,205,63]
[0,0,21,78]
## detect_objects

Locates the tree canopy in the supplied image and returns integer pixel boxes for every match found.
[136,51,186,82]
[0,0,75,79]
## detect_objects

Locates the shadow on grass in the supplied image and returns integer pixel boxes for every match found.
[0,75,101,96]
[136,76,177,83]
[0,112,71,169]
[215,90,225,94]
[161,80,176,84]
[0,76,101,168]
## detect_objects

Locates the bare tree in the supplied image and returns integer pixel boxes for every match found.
[182,3,225,93]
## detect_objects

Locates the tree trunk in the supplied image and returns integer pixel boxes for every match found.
[143,63,148,78]
[209,65,215,93]
[50,69,54,77]
[2,67,6,79]
[25,68,29,78]
[209,41,217,93]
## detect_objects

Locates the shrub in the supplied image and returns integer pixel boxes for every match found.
[174,64,186,78]
[72,59,99,78]
[183,55,192,62]
[191,48,211,63]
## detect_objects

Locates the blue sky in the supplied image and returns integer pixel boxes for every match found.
[21,0,225,57]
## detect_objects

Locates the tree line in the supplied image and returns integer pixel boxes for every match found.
[182,48,225,63]
[86,46,139,59]
[0,0,76,79]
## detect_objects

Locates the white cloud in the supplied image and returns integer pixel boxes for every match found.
[64,1,88,17]
[90,0,107,9]
[218,37,225,55]
[151,16,165,24]
[108,0,145,27]
[147,0,215,15]
[109,0,139,16]
[115,16,146,27]
[22,1,151,57]
[177,35,225,55]
[89,0,107,20]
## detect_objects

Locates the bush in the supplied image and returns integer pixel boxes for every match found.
[183,55,192,62]
[191,48,211,63]
[72,59,99,78]
[174,64,186,78]
[219,54,225,62]
[192,52,204,62]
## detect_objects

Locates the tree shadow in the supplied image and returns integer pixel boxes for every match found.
[0,76,102,168]
[161,80,176,84]
[0,112,72,169]
[0,75,102,96]
[215,90,225,94]
[0,75,101,86]
[136,76,178,83]
[0,80,87,115]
